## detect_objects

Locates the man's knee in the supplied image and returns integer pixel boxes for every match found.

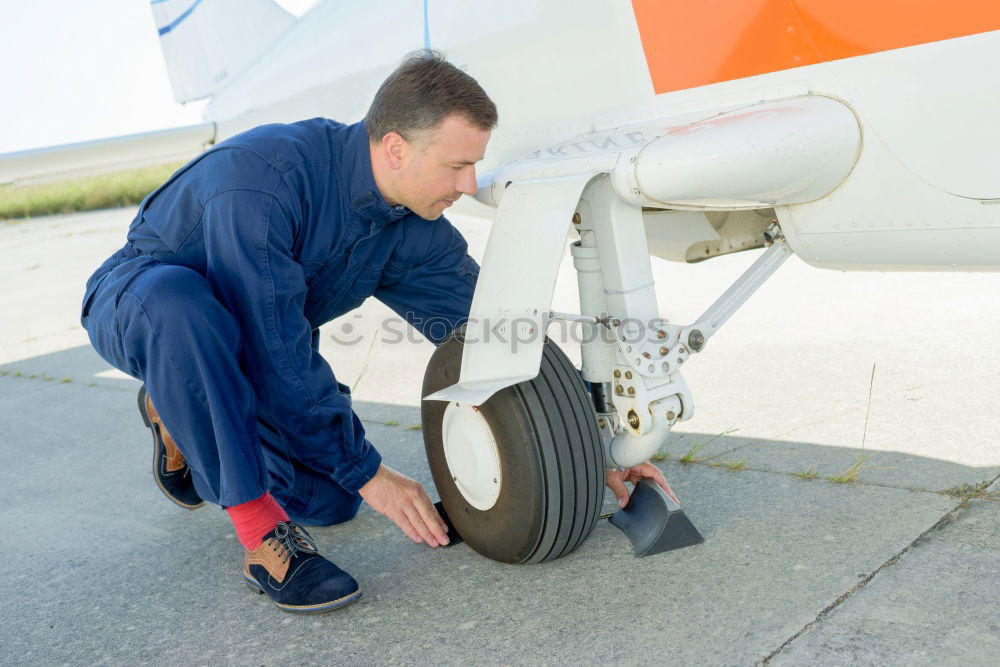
[277,478,362,527]
[296,493,362,527]
[120,265,240,350]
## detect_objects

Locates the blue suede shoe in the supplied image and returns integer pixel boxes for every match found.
[243,522,362,614]
[137,385,203,509]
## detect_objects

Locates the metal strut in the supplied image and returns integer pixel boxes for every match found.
[682,233,793,352]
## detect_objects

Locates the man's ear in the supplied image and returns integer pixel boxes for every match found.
[382,131,407,171]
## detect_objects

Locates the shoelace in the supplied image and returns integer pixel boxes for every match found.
[270,522,319,564]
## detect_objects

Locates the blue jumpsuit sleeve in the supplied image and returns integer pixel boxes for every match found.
[202,189,382,494]
[375,219,479,345]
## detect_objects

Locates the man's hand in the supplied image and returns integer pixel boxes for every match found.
[606,461,680,508]
[359,464,450,547]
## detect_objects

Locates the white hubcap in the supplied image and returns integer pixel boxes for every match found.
[441,402,502,511]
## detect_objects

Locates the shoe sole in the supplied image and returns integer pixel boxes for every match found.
[137,386,204,510]
[243,574,363,614]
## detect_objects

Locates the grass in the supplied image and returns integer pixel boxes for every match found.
[942,481,997,501]
[0,369,82,386]
[406,423,423,431]
[679,443,707,464]
[650,450,669,462]
[795,465,820,480]
[0,162,182,221]
[829,454,873,484]
[829,363,878,485]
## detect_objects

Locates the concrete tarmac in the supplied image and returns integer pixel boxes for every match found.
[1,206,998,665]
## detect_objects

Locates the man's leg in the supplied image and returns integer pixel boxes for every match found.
[113,263,269,508]
[257,412,363,527]
[83,260,362,613]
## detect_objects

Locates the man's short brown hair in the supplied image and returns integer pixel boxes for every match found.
[364,50,498,144]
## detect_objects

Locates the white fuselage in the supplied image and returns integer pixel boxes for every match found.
[203,1,999,271]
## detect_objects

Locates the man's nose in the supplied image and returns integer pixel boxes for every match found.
[457,168,477,196]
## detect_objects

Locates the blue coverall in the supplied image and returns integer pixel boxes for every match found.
[80,119,479,525]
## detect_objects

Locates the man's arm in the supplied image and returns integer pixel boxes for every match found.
[374,217,479,344]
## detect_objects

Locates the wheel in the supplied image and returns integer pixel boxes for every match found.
[421,328,605,564]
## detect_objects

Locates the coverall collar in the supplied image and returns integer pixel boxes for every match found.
[347,121,411,227]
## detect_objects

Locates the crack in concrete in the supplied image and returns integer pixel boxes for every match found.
[758,468,1000,665]
[757,500,967,665]
[0,368,129,391]
[664,450,1000,498]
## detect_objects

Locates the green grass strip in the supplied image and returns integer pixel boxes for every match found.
[0,162,182,221]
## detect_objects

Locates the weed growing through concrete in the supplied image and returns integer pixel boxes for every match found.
[679,443,707,464]
[407,423,422,431]
[384,420,401,427]
[830,455,873,484]
[941,481,997,500]
[831,363,878,485]
[677,426,740,465]
[650,450,669,462]
[724,459,748,471]
[795,465,820,480]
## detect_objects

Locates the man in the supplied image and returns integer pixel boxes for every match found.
[82,51,672,615]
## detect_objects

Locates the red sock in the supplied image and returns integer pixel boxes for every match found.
[226,492,290,550]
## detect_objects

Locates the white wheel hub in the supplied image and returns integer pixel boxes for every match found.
[441,402,502,511]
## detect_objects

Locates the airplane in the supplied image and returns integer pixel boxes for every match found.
[2,0,998,564]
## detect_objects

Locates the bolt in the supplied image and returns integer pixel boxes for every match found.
[656,330,666,339]
[452,476,458,482]
[666,411,676,421]
[572,212,581,224]
[629,155,636,163]
[493,478,498,484]
[642,352,651,359]
[627,410,640,429]
[624,371,632,379]
[612,319,621,327]
[678,358,684,365]
[627,387,635,396]
[659,346,668,356]
[615,384,624,394]
[679,346,686,354]
[632,188,640,195]
[687,329,705,352]
[613,369,621,378]
[598,418,606,429]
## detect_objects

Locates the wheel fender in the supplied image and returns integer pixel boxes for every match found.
[425,172,601,406]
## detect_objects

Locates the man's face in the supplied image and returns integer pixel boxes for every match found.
[392,115,491,220]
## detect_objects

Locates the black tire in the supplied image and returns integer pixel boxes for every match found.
[421,329,605,564]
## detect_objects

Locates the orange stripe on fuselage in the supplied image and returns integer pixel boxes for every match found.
[632,0,1000,94]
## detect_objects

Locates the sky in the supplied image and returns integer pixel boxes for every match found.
[0,0,316,154]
